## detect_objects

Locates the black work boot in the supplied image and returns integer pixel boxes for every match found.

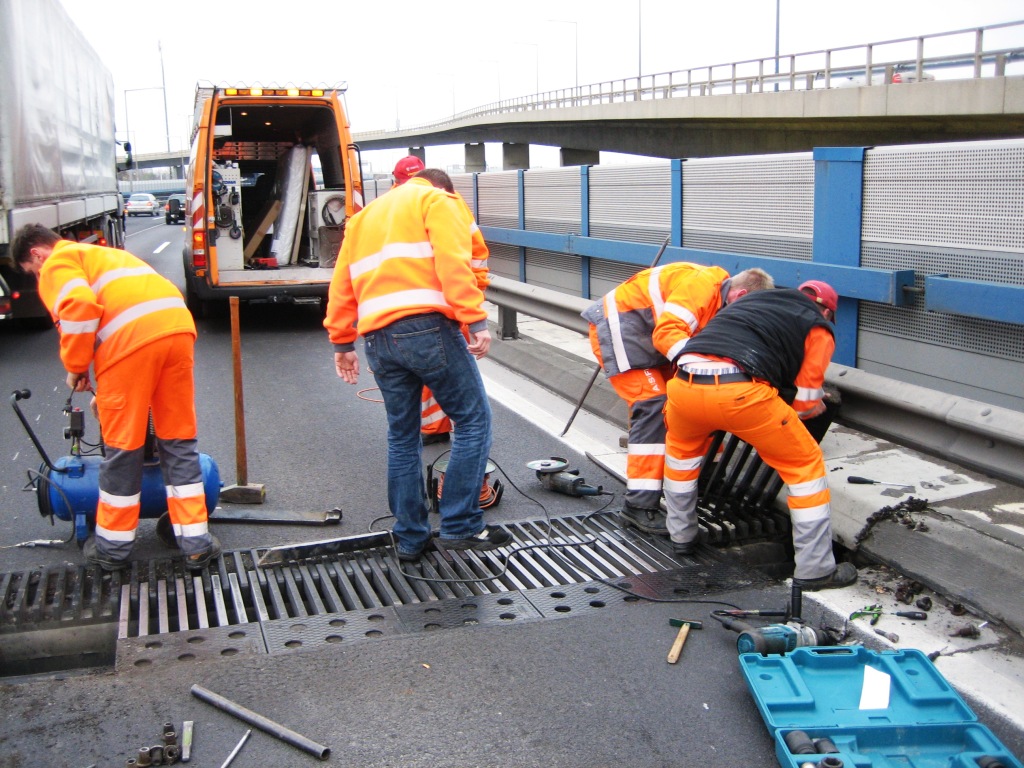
[793,562,858,591]
[619,503,668,535]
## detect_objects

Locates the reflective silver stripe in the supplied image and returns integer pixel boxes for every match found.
[665,337,688,362]
[788,476,829,497]
[92,265,156,293]
[350,241,433,280]
[648,268,665,317]
[666,454,703,471]
[59,318,101,334]
[604,292,630,372]
[421,395,440,411]
[627,478,663,491]
[97,297,187,342]
[179,521,210,537]
[166,481,205,499]
[796,385,825,401]
[99,489,141,507]
[663,301,699,333]
[421,410,447,426]
[53,277,91,314]
[627,443,665,456]
[94,528,137,544]
[471,259,488,269]
[789,502,830,524]
[664,476,698,493]
[357,289,448,320]
[470,222,480,234]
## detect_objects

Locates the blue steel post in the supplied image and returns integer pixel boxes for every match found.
[812,147,867,367]
[518,169,527,282]
[671,159,683,249]
[581,165,591,298]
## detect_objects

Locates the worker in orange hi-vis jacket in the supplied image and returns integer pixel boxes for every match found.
[11,223,219,573]
[324,169,511,562]
[663,281,858,592]
[392,160,492,448]
[582,262,774,536]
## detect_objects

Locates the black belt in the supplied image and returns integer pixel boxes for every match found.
[677,370,752,385]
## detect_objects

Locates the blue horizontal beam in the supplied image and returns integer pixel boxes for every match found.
[925,275,1024,324]
[481,226,915,307]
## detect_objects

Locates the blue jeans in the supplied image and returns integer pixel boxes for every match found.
[363,313,492,554]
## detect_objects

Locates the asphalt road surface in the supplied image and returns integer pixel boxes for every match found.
[2,220,1021,768]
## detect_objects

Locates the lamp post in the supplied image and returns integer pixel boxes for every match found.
[547,19,578,92]
[638,0,643,82]
[514,42,539,95]
[158,42,170,153]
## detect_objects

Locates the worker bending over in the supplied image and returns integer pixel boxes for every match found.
[582,263,774,535]
[11,223,219,571]
[663,281,857,591]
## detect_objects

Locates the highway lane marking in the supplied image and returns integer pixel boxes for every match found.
[154,242,170,254]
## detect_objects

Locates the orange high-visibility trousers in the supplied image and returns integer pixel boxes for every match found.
[93,333,211,559]
[663,377,837,581]
[421,386,452,436]
[589,325,672,511]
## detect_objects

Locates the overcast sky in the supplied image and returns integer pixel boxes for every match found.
[57,0,1024,172]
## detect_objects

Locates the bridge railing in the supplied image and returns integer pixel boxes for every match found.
[358,20,1024,135]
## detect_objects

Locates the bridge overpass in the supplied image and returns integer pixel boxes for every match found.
[352,21,1024,168]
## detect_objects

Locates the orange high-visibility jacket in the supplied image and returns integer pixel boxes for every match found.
[454,193,490,291]
[325,177,487,351]
[37,241,195,376]
[582,262,730,377]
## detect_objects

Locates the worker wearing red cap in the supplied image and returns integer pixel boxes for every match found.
[662,281,858,591]
[391,158,494,465]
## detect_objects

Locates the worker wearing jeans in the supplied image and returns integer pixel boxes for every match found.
[662,283,857,591]
[325,170,511,560]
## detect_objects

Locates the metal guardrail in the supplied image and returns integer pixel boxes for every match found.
[359,20,1024,134]
[485,275,1024,487]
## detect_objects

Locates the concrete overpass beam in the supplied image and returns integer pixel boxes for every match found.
[464,143,486,173]
[407,147,426,162]
[502,142,530,170]
[560,148,600,167]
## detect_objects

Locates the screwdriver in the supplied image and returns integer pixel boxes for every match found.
[847,475,915,489]
[891,610,928,620]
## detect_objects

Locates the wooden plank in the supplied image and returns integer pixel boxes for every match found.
[289,155,312,264]
[243,199,282,259]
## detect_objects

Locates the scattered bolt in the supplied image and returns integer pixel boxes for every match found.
[916,596,933,611]
[875,628,899,643]
[952,623,980,638]
[950,603,967,616]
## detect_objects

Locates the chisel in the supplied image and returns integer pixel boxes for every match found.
[847,476,914,489]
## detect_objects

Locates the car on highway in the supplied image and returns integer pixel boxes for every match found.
[165,193,187,224]
[125,192,160,217]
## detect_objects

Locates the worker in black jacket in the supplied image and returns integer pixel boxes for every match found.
[662,281,857,591]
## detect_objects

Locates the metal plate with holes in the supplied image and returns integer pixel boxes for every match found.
[521,581,626,619]
[116,623,265,672]
[260,606,404,655]
[394,591,543,633]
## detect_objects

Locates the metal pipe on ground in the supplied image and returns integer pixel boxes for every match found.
[190,684,330,760]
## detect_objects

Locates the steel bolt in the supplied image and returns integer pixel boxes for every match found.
[163,730,177,746]
[136,746,152,767]
[164,744,181,764]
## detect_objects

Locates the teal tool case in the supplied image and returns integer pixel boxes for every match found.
[739,645,1023,768]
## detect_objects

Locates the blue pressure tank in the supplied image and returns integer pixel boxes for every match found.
[36,453,221,544]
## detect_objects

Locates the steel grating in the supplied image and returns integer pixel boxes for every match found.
[1,512,777,675]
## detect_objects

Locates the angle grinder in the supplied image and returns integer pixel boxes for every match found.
[527,457,603,497]
[716,615,838,655]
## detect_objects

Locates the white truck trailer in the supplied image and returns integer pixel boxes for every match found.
[0,0,124,321]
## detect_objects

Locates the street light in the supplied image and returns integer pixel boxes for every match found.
[123,86,165,193]
[547,19,578,92]
[638,0,643,82]
[514,42,540,95]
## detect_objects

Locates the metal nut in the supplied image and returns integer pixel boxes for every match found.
[163,744,181,764]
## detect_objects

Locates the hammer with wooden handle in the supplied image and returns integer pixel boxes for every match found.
[667,618,704,663]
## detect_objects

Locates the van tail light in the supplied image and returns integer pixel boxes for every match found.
[192,230,207,268]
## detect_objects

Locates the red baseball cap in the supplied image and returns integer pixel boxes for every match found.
[393,155,426,184]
